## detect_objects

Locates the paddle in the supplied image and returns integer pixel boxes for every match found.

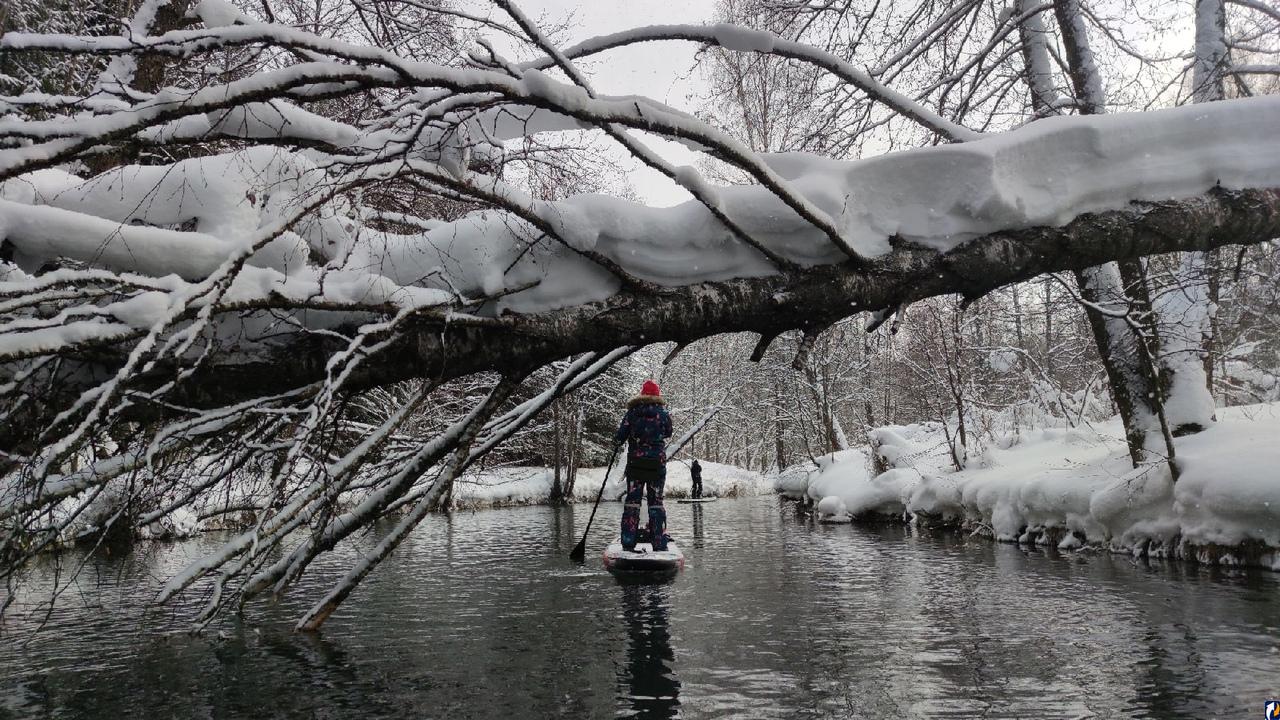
[569,447,622,562]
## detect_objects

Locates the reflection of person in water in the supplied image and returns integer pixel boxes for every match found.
[618,583,680,719]
[691,504,704,548]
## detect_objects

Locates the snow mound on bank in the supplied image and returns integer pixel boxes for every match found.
[670,459,774,498]
[776,425,951,522]
[1174,406,1280,552]
[776,404,1280,565]
[452,467,562,508]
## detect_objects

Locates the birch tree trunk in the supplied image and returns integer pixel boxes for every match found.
[1147,0,1230,435]
[1050,0,1178,465]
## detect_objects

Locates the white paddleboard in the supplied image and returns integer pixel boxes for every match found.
[602,539,684,574]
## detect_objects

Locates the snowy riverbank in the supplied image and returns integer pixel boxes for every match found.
[449,458,773,509]
[91,457,767,541]
[779,403,1280,570]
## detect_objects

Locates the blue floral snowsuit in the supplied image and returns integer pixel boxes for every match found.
[614,396,673,550]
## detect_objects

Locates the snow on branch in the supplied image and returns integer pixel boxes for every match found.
[1228,0,1280,24]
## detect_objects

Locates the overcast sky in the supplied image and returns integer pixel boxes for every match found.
[491,0,720,206]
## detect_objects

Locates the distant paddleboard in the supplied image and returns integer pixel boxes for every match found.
[602,540,684,575]
[676,498,717,504]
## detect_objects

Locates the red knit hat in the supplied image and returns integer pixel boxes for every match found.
[641,380,660,397]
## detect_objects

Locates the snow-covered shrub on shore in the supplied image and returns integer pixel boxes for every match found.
[774,461,816,500]
[790,425,953,523]
[138,507,200,540]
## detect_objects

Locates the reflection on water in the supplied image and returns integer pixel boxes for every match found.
[1,496,1279,719]
[691,504,705,548]
[618,581,680,719]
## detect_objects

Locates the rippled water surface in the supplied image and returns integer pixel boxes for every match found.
[3,496,1278,719]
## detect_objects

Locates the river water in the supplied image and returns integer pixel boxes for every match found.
[2,495,1278,719]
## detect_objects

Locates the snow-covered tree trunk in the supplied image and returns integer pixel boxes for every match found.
[566,404,584,498]
[1192,0,1228,105]
[1146,0,1230,436]
[1016,0,1061,120]
[1073,230,1175,463]
[795,332,849,456]
[774,399,788,472]
[1149,254,1215,438]
[1043,277,1056,379]
[549,401,564,505]
[1051,0,1180,465]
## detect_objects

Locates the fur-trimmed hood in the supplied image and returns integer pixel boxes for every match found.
[627,394,665,408]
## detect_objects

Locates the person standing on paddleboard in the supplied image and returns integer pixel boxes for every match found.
[690,459,703,499]
[613,380,673,552]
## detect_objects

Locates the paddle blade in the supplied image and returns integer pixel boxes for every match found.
[568,538,587,562]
